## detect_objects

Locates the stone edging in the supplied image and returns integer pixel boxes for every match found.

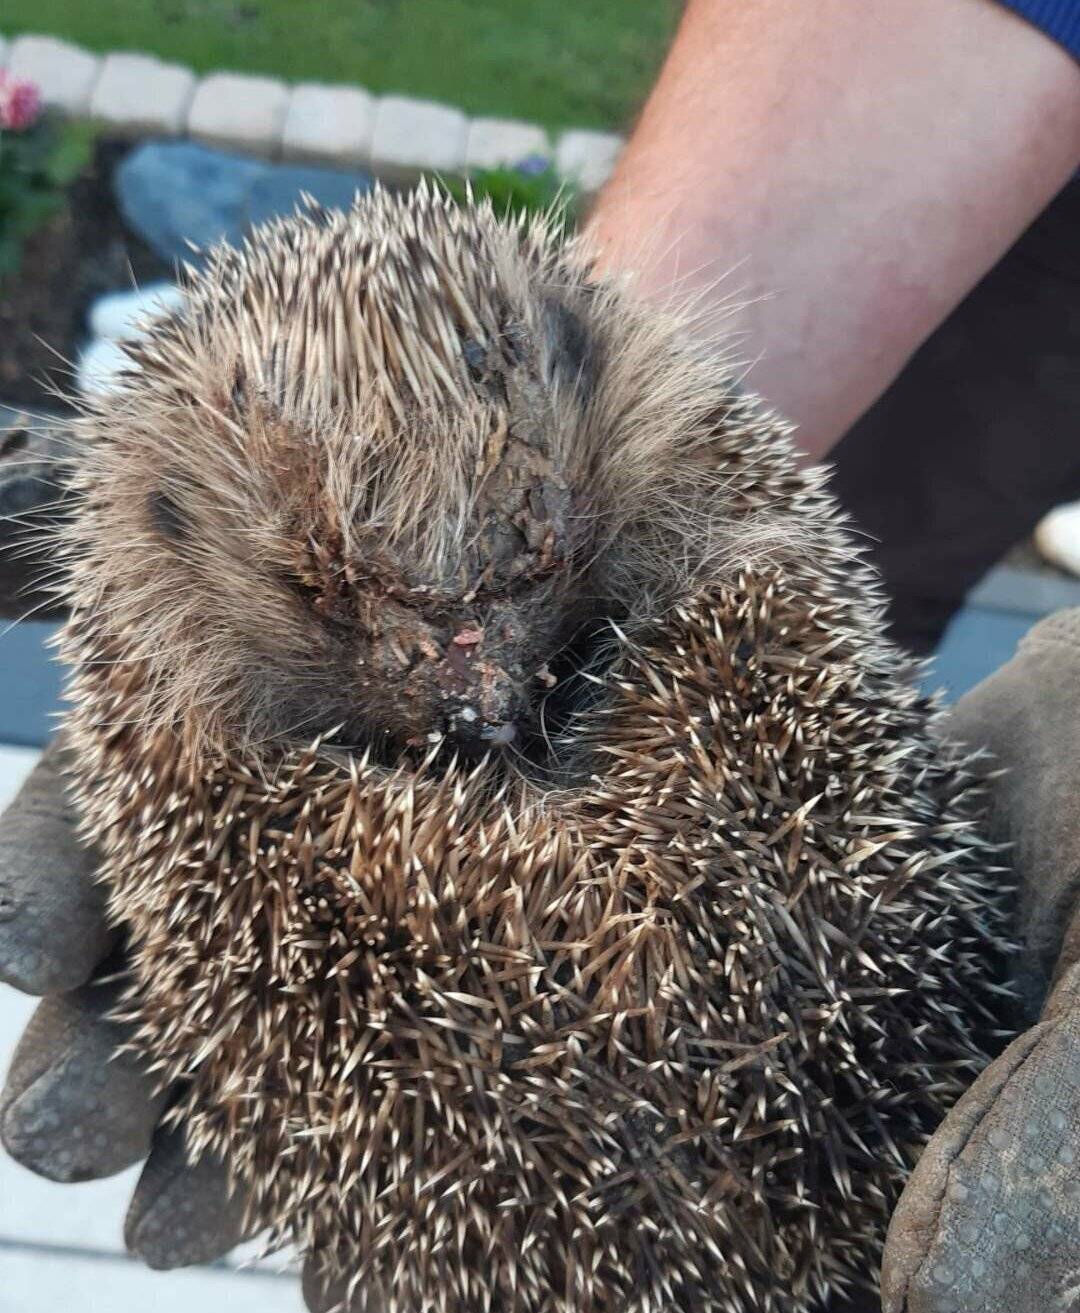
[0,32,623,195]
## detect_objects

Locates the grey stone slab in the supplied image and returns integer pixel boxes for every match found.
[89,51,195,138]
[115,140,266,263]
[967,563,1080,619]
[0,620,62,747]
[187,71,289,158]
[282,82,375,167]
[243,162,371,229]
[370,95,468,181]
[6,35,100,116]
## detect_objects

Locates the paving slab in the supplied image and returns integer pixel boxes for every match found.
[0,1248,303,1313]
[0,621,62,748]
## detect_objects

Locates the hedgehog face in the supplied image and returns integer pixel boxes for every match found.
[65,187,796,764]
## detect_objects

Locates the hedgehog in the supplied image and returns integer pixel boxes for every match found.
[54,184,1015,1313]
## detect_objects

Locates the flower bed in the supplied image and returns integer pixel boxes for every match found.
[0,70,167,408]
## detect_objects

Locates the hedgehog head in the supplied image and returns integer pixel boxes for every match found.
[63,184,801,761]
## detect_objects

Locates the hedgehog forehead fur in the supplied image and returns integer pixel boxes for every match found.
[64,183,805,756]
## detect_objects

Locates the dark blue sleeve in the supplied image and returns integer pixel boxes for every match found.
[1001,0,1080,58]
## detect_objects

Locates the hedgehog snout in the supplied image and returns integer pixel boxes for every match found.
[440,625,527,755]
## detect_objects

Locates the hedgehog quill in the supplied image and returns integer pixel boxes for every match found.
[57,184,1014,1313]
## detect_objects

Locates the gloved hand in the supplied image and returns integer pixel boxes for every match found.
[883,608,1080,1313]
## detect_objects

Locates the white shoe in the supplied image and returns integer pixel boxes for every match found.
[1034,502,1080,578]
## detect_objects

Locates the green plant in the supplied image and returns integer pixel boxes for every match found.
[0,78,96,278]
[445,157,580,234]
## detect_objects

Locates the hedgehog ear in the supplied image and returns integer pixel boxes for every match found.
[540,296,595,398]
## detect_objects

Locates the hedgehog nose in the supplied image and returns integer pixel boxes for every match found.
[445,706,519,755]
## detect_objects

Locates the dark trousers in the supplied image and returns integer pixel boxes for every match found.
[829,176,1080,656]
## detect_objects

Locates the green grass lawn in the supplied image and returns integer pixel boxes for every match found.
[2,1,680,131]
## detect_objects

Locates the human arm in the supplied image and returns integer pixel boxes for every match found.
[588,0,1080,459]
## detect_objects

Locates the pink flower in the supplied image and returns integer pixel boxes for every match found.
[0,73,42,132]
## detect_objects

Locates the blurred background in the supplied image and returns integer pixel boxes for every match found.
[0,3,1077,1310]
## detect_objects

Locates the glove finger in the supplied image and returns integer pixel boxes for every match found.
[882,987,1080,1312]
[0,973,166,1182]
[0,737,115,995]
[125,1126,250,1270]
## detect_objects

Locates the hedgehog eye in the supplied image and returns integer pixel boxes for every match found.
[147,489,187,542]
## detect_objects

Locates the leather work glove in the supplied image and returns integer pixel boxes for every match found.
[883,608,1080,1313]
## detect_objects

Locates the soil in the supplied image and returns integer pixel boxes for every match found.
[0,139,171,411]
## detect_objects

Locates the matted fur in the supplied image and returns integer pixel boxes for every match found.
[58,187,1013,1312]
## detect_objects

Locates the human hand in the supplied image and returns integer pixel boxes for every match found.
[883,609,1080,1312]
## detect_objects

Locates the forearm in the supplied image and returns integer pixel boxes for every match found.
[588,0,1080,459]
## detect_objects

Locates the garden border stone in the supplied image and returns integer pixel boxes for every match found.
[282,83,376,168]
[465,117,550,172]
[6,35,100,116]
[555,129,623,195]
[370,95,468,182]
[187,72,290,159]
[89,52,196,138]
[0,29,625,195]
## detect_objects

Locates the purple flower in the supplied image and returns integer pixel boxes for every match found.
[0,73,43,132]
[514,153,552,178]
